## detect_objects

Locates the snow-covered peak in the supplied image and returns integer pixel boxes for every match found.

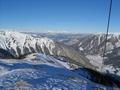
[0,31,28,48]
[0,31,96,70]
[0,31,55,56]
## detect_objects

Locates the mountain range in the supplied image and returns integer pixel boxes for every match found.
[0,31,95,70]
[28,32,120,76]
[0,31,120,89]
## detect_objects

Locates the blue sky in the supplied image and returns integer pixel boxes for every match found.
[0,0,120,33]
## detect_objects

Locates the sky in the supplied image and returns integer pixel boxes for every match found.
[0,0,120,33]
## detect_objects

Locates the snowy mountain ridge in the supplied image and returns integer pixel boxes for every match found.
[0,31,55,56]
[0,31,96,70]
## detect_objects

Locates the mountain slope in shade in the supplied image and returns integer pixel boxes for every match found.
[76,33,120,75]
[34,33,120,75]
[0,31,95,70]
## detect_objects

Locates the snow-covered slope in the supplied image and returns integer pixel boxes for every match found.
[24,53,72,69]
[0,53,119,90]
[0,31,95,70]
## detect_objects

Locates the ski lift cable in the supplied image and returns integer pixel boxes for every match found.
[102,0,113,71]
[99,0,113,83]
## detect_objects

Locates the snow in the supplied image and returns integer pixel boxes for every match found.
[77,32,120,74]
[0,31,56,56]
[86,55,103,71]
[0,54,113,90]
[106,42,114,51]
[0,31,119,89]
[86,55,120,76]
[103,65,120,76]
[37,37,55,54]
[25,53,71,69]
[90,33,120,49]
[116,41,120,48]
[79,47,84,51]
